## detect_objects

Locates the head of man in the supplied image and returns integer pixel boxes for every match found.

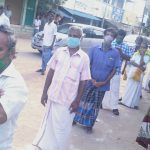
[36,15,40,20]
[67,26,83,49]
[135,36,143,51]
[0,6,4,16]
[139,38,148,56]
[103,28,117,45]
[116,29,126,44]
[47,12,54,23]
[0,25,16,73]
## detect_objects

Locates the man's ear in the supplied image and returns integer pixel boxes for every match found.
[9,49,16,60]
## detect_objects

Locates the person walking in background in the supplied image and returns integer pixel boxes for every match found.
[134,36,143,52]
[33,26,91,150]
[33,15,41,37]
[0,25,28,150]
[120,38,150,109]
[102,29,133,115]
[73,28,120,133]
[36,12,57,75]
[0,6,10,27]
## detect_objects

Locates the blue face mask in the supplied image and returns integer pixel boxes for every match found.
[67,37,80,48]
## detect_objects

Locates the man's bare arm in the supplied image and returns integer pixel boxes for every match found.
[51,35,56,48]
[41,68,54,106]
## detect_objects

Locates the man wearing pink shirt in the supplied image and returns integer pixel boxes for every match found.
[33,26,91,150]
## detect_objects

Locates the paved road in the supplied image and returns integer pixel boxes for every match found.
[12,38,149,150]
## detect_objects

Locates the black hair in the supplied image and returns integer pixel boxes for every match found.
[141,38,149,48]
[0,5,4,10]
[118,29,126,38]
[0,25,16,52]
[47,11,55,17]
[135,36,143,44]
[104,28,118,38]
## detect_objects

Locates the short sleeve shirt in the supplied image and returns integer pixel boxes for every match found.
[43,22,57,47]
[87,45,120,91]
[111,40,133,74]
[34,19,41,30]
[0,13,10,27]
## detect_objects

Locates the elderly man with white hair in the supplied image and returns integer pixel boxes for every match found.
[33,26,91,150]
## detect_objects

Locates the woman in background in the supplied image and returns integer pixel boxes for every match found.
[120,38,150,109]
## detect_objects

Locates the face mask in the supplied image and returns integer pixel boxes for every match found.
[0,59,6,71]
[0,53,10,71]
[67,37,80,48]
[104,35,113,44]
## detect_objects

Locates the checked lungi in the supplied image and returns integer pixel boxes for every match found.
[74,86,105,127]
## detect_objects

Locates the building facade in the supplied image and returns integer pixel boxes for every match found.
[0,0,38,26]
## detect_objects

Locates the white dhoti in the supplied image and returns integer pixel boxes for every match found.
[121,78,142,108]
[121,67,144,108]
[33,100,74,150]
[102,74,121,110]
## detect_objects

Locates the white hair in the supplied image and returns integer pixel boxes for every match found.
[68,26,83,37]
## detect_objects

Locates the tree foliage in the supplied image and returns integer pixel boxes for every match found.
[143,12,150,36]
[37,0,67,14]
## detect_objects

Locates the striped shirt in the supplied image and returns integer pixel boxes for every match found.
[112,40,133,74]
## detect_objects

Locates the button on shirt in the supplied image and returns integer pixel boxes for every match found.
[111,40,133,74]
[87,45,120,91]
[0,63,28,150]
[48,47,91,106]
[0,13,10,27]
[43,22,57,47]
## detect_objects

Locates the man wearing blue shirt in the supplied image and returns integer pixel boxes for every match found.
[102,29,133,115]
[73,28,120,133]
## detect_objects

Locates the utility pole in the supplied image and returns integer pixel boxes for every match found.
[101,0,110,28]
[139,0,147,35]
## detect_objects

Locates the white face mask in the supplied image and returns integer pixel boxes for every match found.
[104,35,114,44]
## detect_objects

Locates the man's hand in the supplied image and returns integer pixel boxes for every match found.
[41,93,48,106]
[139,66,145,72]
[69,100,80,113]
[0,89,4,98]
[92,79,106,88]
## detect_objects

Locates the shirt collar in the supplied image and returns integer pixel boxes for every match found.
[0,63,18,78]
[63,47,83,57]
[98,43,113,51]
[47,21,54,25]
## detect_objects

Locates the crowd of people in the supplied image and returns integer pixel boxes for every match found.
[0,8,150,150]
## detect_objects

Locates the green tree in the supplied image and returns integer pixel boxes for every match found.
[37,0,67,15]
[143,12,150,36]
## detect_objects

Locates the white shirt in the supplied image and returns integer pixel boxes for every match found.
[43,21,57,47]
[0,63,28,150]
[0,13,10,27]
[34,19,41,30]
